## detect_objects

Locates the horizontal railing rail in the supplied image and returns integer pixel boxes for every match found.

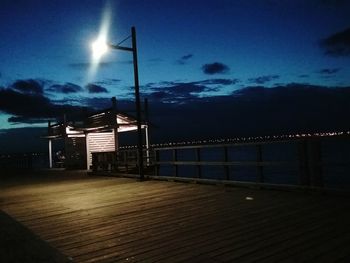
[0,153,48,170]
[92,136,350,190]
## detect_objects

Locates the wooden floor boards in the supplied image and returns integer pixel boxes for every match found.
[1,173,350,262]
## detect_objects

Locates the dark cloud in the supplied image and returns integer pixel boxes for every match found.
[47,82,83,94]
[68,61,115,69]
[150,82,208,99]
[85,83,109,93]
[320,27,350,56]
[176,54,193,65]
[7,116,49,124]
[144,83,350,143]
[10,79,43,94]
[0,86,91,124]
[194,78,240,86]
[248,75,280,84]
[145,78,238,101]
[82,97,117,110]
[2,83,350,150]
[201,62,230,75]
[318,68,340,74]
[298,74,309,78]
[94,79,122,86]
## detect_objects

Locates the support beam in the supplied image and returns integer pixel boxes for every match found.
[86,133,90,170]
[145,125,150,165]
[48,139,52,169]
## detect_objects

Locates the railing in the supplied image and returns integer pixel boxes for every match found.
[91,136,350,190]
[91,148,153,174]
[0,153,49,170]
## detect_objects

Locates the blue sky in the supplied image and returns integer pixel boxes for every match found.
[0,0,350,133]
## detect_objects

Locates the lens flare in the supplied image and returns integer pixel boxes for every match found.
[86,2,112,85]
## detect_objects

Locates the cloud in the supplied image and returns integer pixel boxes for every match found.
[320,27,350,56]
[94,79,122,86]
[2,83,350,150]
[194,78,240,85]
[137,83,350,143]
[298,74,309,78]
[150,82,209,98]
[176,54,193,65]
[248,75,280,84]
[7,116,49,124]
[201,62,230,75]
[318,68,340,74]
[145,78,238,102]
[10,79,43,94]
[82,97,116,110]
[85,83,109,93]
[47,82,83,94]
[68,61,115,69]
[0,85,92,124]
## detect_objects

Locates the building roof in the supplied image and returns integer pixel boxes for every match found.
[44,109,147,139]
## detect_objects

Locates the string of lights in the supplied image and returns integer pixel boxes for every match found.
[120,130,350,149]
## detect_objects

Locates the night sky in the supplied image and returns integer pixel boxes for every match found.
[1,0,350,152]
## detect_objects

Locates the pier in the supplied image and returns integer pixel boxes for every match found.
[1,171,350,262]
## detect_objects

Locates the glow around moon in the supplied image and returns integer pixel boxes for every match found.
[87,3,112,85]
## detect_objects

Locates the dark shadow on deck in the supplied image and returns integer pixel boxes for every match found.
[0,210,72,263]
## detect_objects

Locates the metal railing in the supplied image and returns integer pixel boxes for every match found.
[0,153,48,170]
[91,136,350,190]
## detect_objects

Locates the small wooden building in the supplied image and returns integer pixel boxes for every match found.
[43,101,149,170]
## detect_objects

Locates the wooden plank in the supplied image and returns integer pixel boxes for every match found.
[1,173,350,263]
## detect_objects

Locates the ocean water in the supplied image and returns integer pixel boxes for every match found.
[156,138,350,189]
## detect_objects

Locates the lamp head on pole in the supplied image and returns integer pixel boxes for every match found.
[91,36,108,61]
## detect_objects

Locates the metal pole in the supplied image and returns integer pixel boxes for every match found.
[48,120,53,168]
[144,98,150,166]
[48,139,52,168]
[131,26,144,180]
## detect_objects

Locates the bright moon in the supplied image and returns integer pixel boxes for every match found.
[86,1,112,85]
[92,36,108,61]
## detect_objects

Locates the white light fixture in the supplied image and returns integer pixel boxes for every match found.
[91,36,108,61]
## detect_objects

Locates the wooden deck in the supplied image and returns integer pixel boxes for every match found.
[1,172,350,262]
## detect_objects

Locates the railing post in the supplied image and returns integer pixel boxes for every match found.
[308,139,323,187]
[298,140,308,186]
[125,151,129,174]
[297,140,310,186]
[114,151,118,171]
[224,146,230,180]
[155,150,160,176]
[196,148,202,178]
[173,149,178,177]
[256,144,264,183]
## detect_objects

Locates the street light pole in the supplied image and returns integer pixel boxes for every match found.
[106,26,144,180]
[131,27,144,181]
